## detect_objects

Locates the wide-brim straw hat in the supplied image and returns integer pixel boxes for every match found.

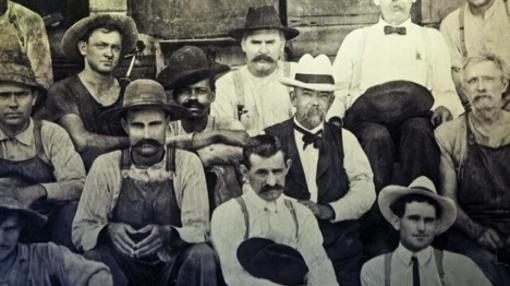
[280,53,335,92]
[0,192,47,227]
[61,14,138,62]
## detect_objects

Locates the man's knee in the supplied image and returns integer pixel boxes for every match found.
[356,123,392,145]
[401,117,433,138]
[183,243,217,265]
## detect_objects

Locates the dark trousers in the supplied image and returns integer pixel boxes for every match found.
[85,242,218,286]
[326,231,364,286]
[20,200,78,251]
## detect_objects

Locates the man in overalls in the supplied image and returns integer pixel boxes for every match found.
[0,43,85,249]
[211,5,299,135]
[436,54,510,285]
[72,79,218,286]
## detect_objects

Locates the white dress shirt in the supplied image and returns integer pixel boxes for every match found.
[361,244,492,286]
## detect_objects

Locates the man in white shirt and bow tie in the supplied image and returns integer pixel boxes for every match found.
[265,54,376,285]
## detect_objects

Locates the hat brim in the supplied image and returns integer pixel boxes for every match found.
[61,14,138,62]
[279,76,335,92]
[378,185,457,234]
[157,63,230,90]
[100,103,189,123]
[0,205,47,228]
[229,26,299,40]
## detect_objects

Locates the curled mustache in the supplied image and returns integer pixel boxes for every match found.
[183,99,205,110]
[260,184,284,194]
[133,138,163,149]
[253,54,275,63]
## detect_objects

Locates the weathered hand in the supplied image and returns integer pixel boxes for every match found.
[133,224,172,258]
[431,106,452,127]
[478,228,504,250]
[16,185,47,207]
[107,223,137,257]
[298,200,335,220]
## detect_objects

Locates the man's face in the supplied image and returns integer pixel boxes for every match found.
[374,0,414,24]
[79,28,122,75]
[395,201,439,252]
[463,60,507,113]
[0,83,36,133]
[242,151,291,202]
[0,213,22,261]
[241,29,284,76]
[291,87,334,129]
[123,108,168,158]
[174,79,214,118]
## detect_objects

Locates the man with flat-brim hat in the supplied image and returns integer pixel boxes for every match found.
[36,13,139,169]
[0,191,113,285]
[211,5,299,135]
[73,79,218,286]
[360,176,491,286]
[265,54,375,285]
[0,44,85,249]
[211,134,338,285]
[157,45,248,210]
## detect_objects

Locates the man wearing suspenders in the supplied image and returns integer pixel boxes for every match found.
[72,79,218,286]
[211,134,338,285]
[440,0,510,108]
[361,176,491,286]
[211,5,297,135]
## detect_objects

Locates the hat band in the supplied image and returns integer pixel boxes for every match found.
[294,73,334,85]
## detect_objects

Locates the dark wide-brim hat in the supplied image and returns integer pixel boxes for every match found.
[100,79,188,122]
[61,14,138,62]
[0,192,47,227]
[230,5,299,40]
[237,237,309,285]
[156,45,230,91]
[347,80,434,123]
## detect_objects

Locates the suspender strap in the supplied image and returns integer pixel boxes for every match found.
[283,199,299,240]
[384,252,392,286]
[459,5,467,58]
[233,70,245,120]
[506,0,510,18]
[282,61,290,78]
[236,197,250,240]
[33,120,50,165]
[434,249,445,286]
[165,147,176,172]
[120,148,131,170]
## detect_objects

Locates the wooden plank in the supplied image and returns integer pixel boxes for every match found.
[287,0,379,18]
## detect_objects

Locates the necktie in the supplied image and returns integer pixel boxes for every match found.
[294,123,323,150]
[411,256,420,286]
[384,25,406,35]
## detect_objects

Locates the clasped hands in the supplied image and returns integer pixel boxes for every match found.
[107,223,172,258]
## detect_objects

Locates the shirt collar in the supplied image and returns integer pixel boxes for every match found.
[0,118,34,146]
[293,117,323,134]
[394,243,433,266]
[377,16,413,29]
[243,183,285,213]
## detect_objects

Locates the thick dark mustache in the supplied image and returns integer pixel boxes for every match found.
[260,184,284,194]
[183,100,205,110]
[253,54,275,63]
[133,139,163,149]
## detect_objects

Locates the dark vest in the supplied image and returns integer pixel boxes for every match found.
[265,119,360,247]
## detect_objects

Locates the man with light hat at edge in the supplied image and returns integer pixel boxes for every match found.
[211,5,298,135]
[0,191,113,285]
[36,13,138,169]
[211,134,338,286]
[157,45,248,210]
[72,79,218,286]
[265,53,376,285]
[0,43,85,249]
[360,176,491,286]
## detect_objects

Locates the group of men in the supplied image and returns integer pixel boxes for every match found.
[0,0,509,285]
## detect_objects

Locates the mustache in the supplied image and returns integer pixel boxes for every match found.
[133,139,163,149]
[253,54,275,63]
[260,184,284,194]
[183,99,205,110]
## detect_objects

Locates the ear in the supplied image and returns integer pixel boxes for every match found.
[30,89,39,107]
[239,164,250,183]
[290,90,297,107]
[390,215,401,231]
[284,158,292,174]
[210,90,216,103]
[77,40,87,56]
[241,37,247,54]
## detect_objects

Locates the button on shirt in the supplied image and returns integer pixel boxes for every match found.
[360,244,492,286]
[211,186,338,286]
[332,18,463,118]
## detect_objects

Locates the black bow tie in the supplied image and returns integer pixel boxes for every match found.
[384,25,406,35]
[294,123,323,150]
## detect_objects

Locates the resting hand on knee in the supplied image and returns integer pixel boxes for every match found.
[478,228,504,250]
[107,223,137,257]
[133,224,172,258]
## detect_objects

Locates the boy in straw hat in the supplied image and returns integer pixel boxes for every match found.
[37,13,138,169]
[265,53,375,285]
[73,79,218,286]
[360,176,491,286]
[0,191,112,285]
[211,5,299,135]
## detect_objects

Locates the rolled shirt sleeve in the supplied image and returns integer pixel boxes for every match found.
[329,129,376,222]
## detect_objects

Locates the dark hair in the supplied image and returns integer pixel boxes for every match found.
[241,134,288,168]
[81,24,123,43]
[390,193,442,219]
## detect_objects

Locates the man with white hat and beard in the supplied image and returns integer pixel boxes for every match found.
[265,54,375,285]
[360,176,491,286]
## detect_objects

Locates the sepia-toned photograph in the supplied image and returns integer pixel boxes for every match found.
[0,0,509,285]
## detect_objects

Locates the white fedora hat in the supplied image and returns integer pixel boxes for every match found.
[280,54,335,92]
[378,176,457,234]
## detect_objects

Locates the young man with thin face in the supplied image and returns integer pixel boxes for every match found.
[360,176,491,286]
[37,14,139,169]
